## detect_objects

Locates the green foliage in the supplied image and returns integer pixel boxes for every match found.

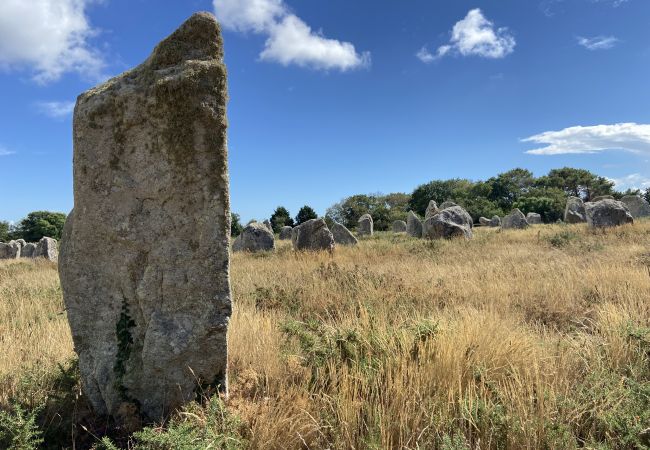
[0,220,9,242]
[326,193,410,231]
[114,301,136,400]
[513,187,566,223]
[11,211,66,242]
[539,167,615,201]
[269,206,294,233]
[486,168,535,211]
[230,213,243,237]
[295,205,317,225]
[0,404,43,450]
[409,179,475,216]
[547,230,578,248]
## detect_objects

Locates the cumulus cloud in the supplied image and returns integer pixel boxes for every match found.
[416,46,435,63]
[523,123,650,155]
[36,101,76,119]
[0,0,105,83]
[577,35,620,50]
[213,0,369,71]
[433,9,515,60]
[608,173,650,191]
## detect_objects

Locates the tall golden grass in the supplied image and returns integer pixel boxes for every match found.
[1,222,649,448]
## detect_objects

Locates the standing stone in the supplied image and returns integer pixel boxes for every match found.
[490,215,501,227]
[591,195,614,202]
[406,211,423,238]
[585,199,633,228]
[232,222,274,252]
[392,220,407,233]
[564,197,587,224]
[440,201,458,210]
[422,206,473,240]
[0,242,20,259]
[621,195,650,218]
[34,237,58,261]
[59,13,231,421]
[502,209,529,229]
[357,214,373,236]
[526,212,542,225]
[21,243,37,258]
[292,218,335,251]
[425,201,439,220]
[479,217,491,226]
[331,222,358,246]
[262,220,273,232]
[279,226,293,240]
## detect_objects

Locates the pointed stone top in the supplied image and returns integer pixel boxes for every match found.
[149,12,223,70]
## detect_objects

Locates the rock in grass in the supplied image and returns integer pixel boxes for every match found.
[292,218,335,251]
[502,209,529,230]
[526,212,542,225]
[440,201,458,209]
[480,216,501,227]
[422,206,473,240]
[232,222,274,252]
[59,13,232,421]
[406,211,423,238]
[0,242,20,259]
[331,222,358,246]
[564,196,587,224]
[357,214,373,236]
[21,243,37,258]
[425,201,439,220]
[279,226,293,240]
[585,199,633,228]
[34,237,58,261]
[262,220,273,232]
[621,195,650,218]
[392,220,407,233]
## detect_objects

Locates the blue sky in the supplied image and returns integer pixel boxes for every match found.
[1,0,650,224]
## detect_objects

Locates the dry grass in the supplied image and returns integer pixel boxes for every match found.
[1,222,649,449]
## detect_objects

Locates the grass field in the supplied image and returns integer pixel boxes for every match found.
[1,222,649,449]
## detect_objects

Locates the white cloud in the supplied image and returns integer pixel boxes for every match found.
[36,101,76,119]
[434,9,515,60]
[0,0,105,84]
[523,123,650,155]
[0,146,15,156]
[607,173,650,191]
[213,0,369,71]
[416,46,434,63]
[577,35,620,50]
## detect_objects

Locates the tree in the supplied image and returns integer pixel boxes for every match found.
[539,167,614,201]
[644,188,650,204]
[408,179,474,216]
[269,206,294,233]
[12,211,67,242]
[513,187,566,223]
[325,193,410,231]
[487,168,535,211]
[0,221,9,242]
[295,205,317,225]
[231,213,243,237]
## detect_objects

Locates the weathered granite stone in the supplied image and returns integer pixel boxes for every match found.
[621,195,650,218]
[591,195,614,202]
[479,217,491,226]
[502,209,529,230]
[0,242,20,259]
[292,218,335,251]
[279,226,293,240]
[16,239,26,248]
[34,237,58,261]
[21,243,37,258]
[585,199,633,228]
[406,211,423,238]
[425,201,439,220]
[357,214,373,236]
[564,197,586,224]
[422,206,473,240]
[59,13,232,421]
[262,220,273,232]
[331,222,358,246]
[232,222,274,252]
[490,215,501,227]
[440,201,458,210]
[392,220,407,233]
[526,212,542,225]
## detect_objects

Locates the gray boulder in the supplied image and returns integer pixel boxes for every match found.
[34,237,58,261]
[564,197,587,224]
[526,212,542,225]
[232,222,274,252]
[479,217,491,226]
[21,243,37,258]
[425,201,439,220]
[331,222,358,246]
[357,214,373,236]
[502,209,529,230]
[292,218,335,251]
[621,195,650,218]
[422,206,473,240]
[59,13,232,421]
[440,201,458,210]
[479,216,501,227]
[262,220,273,232]
[279,226,293,240]
[585,199,633,228]
[0,242,20,259]
[592,195,614,202]
[392,220,407,233]
[406,211,422,238]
